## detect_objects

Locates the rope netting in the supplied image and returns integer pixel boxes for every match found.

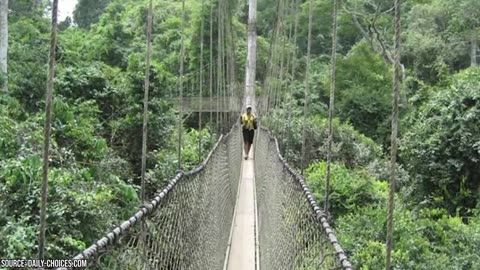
[56,125,242,270]
[254,128,352,270]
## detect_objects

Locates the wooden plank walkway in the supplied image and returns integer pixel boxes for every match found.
[224,150,258,270]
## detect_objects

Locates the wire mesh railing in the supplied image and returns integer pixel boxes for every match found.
[51,123,352,270]
[55,124,242,270]
[254,127,353,270]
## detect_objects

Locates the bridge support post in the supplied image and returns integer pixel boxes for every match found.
[244,0,257,114]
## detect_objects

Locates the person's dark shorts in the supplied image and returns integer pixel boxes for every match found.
[242,128,255,144]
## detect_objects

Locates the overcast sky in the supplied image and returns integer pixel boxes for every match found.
[58,0,78,21]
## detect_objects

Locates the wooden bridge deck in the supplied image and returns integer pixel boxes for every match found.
[224,148,258,270]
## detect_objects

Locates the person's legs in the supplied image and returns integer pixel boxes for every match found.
[245,130,254,159]
[242,129,247,158]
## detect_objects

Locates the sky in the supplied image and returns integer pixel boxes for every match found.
[58,0,78,21]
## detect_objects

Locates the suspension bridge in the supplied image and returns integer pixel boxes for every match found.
[31,0,403,267]
[53,124,352,270]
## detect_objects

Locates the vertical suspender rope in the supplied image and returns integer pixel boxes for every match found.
[216,2,220,136]
[285,0,300,162]
[273,0,287,110]
[198,0,205,161]
[290,0,299,82]
[192,74,196,121]
[39,0,58,259]
[274,0,288,143]
[271,1,280,111]
[386,0,402,269]
[300,0,313,175]
[325,0,338,213]
[222,0,226,133]
[229,6,239,115]
[177,0,186,170]
[230,5,237,127]
[227,5,237,129]
[265,0,281,113]
[140,2,153,263]
[222,0,227,132]
[209,0,214,126]
[278,0,290,109]
[284,0,294,86]
[225,1,231,129]
[220,1,226,133]
[245,0,257,113]
[215,60,220,136]
[141,0,153,204]
[216,1,224,135]
[226,0,236,129]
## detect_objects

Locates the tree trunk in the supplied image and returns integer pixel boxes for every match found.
[0,0,8,92]
[471,32,477,66]
[351,14,406,81]
[245,0,257,113]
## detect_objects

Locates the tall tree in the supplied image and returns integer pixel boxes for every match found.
[0,0,7,92]
[73,0,110,29]
[245,0,257,111]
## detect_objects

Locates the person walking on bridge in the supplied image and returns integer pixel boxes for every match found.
[240,105,257,160]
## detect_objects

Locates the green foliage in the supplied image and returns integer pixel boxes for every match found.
[0,216,37,259]
[263,105,382,170]
[337,206,480,269]
[3,0,480,265]
[8,0,49,19]
[295,0,360,56]
[151,127,215,188]
[73,0,111,29]
[7,17,50,111]
[304,159,480,269]
[401,67,480,215]
[305,161,387,217]
[0,112,19,160]
[0,71,5,89]
[0,110,140,258]
[111,98,177,176]
[51,98,107,163]
[403,0,480,84]
[331,40,396,146]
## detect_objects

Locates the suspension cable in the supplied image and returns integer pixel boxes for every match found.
[274,0,290,145]
[199,0,205,161]
[177,0,186,170]
[300,0,313,174]
[140,2,153,263]
[325,0,339,214]
[209,0,214,126]
[386,0,402,268]
[216,1,221,135]
[290,0,299,81]
[245,0,257,112]
[264,0,281,114]
[220,0,226,133]
[225,0,235,129]
[141,0,153,204]
[284,0,300,162]
[273,0,288,110]
[39,0,58,260]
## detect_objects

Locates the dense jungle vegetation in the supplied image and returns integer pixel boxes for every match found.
[0,0,479,269]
